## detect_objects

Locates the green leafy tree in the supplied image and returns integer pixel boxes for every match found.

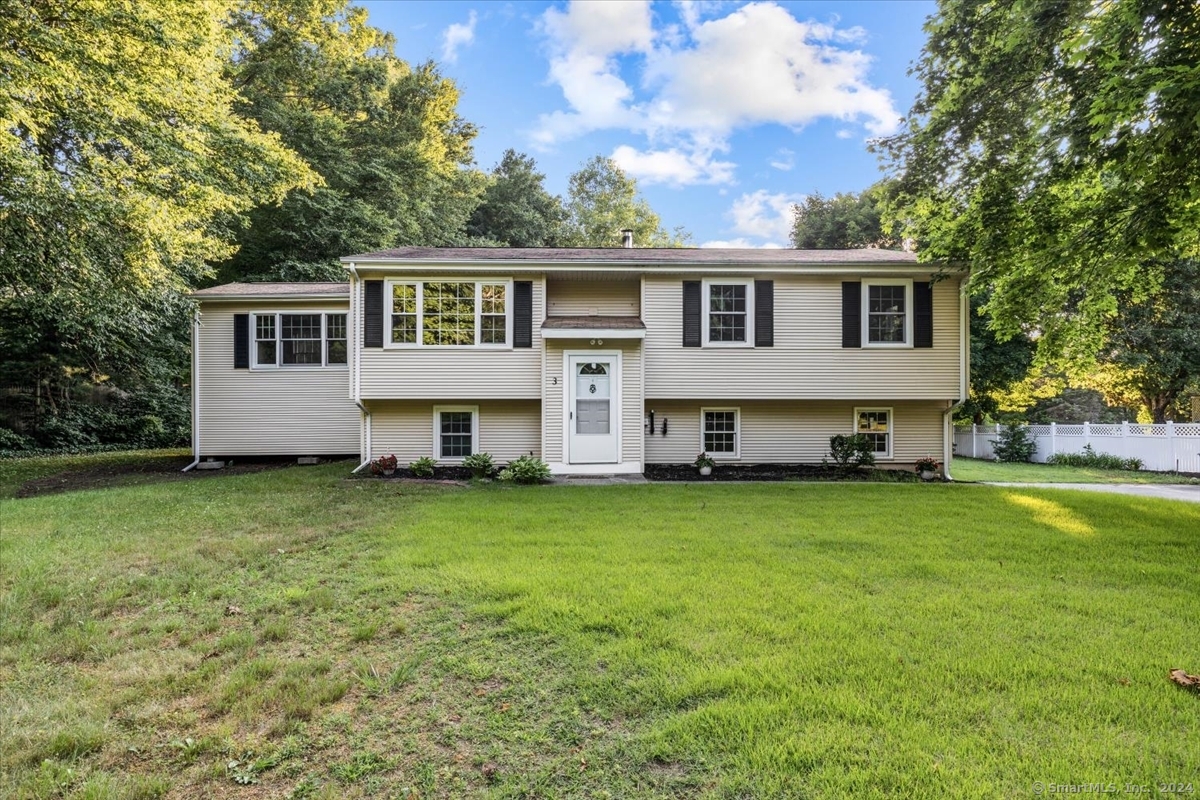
[466,150,567,247]
[563,156,689,248]
[1079,259,1200,423]
[790,183,901,249]
[217,0,485,282]
[0,0,312,436]
[961,297,1036,423]
[878,0,1200,354]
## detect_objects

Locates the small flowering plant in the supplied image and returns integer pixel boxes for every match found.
[370,453,398,475]
[914,456,941,473]
[694,452,716,469]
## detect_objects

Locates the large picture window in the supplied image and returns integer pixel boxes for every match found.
[252,312,347,368]
[701,408,740,458]
[433,406,478,461]
[855,407,893,459]
[862,281,912,346]
[701,280,753,346]
[388,281,511,347]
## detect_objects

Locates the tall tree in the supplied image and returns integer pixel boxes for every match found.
[0,0,311,427]
[563,156,689,248]
[466,150,567,247]
[878,0,1200,353]
[790,183,902,250]
[218,0,485,282]
[1079,259,1200,423]
[961,297,1036,423]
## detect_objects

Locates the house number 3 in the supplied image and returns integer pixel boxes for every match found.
[551,377,558,385]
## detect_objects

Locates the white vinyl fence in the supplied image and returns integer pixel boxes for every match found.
[954,422,1200,474]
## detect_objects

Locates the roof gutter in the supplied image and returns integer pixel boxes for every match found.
[941,275,971,481]
[346,262,372,473]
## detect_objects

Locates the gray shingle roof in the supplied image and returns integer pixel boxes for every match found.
[342,247,917,264]
[191,282,349,298]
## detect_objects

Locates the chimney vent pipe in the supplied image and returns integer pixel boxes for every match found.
[621,229,634,248]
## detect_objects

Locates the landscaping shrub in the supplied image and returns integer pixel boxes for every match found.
[1047,445,1142,471]
[497,455,551,484]
[991,425,1038,463]
[462,452,495,479]
[409,457,436,478]
[825,434,875,470]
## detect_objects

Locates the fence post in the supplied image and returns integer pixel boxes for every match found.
[1167,421,1177,472]
[1050,422,1057,459]
[971,423,977,458]
[1083,421,1090,451]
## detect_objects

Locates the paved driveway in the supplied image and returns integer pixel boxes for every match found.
[982,482,1200,504]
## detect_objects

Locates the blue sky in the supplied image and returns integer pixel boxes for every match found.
[360,1,936,247]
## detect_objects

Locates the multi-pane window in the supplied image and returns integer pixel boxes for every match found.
[856,408,892,458]
[866,284,907,344]
[702,409,739,457]
[423,282,476,346]
[281,314,322,365]
[252,313,346,368]
[388,281,509,347]
[708,284,747,342]
[326,314,347,364]
[435,408,476,459]
[255,315,276,366]
[391,284,418,344]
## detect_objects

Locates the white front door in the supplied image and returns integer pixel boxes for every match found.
[567,355,619,464]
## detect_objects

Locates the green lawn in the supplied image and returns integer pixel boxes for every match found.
[2,455,1198,798]
[950,456,1200,484]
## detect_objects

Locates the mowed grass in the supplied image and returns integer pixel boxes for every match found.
[951,456,1200,484]
[1,456,1198,798]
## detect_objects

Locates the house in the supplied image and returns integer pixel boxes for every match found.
[189,247,969,475]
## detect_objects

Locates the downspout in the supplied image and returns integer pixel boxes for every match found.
[182,308,202,472]
[941,275,971,480]
[347,263,372,473]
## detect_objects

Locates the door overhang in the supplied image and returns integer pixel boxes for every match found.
[542,316,645,339]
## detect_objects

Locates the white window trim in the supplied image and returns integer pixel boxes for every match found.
[861,279,913,348]
[854,406,894,460]
[700,407,741,460]
[385,278,514,350]
[249,311,349,370]
[433,405,479,462]
[701,279,754,348]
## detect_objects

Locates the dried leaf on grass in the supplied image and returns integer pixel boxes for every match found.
[1169,669,1199,691]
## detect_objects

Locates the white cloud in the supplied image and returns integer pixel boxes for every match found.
[729,190,803,241]
[611,142,736,186]
[531,0,900,180]
[700,238,784,248]
[836,129,854,139]
[769,147,795,171]
[441,11,478,63]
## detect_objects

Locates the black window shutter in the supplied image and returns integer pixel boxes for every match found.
[363,280,383,348]
[754,280,774,347]
[233,314,250,369]
[682,281,701,347]
[513,281,533,348]
[913,281,933,348]
[841,282,862,348]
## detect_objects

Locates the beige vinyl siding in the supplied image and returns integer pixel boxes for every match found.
[197,301,359,456]
[546,279,640,316]
[542,341,643,465]
[645,400,946,464]
[358,276,544,399]
[369,400,540,463]
[643,275,962,399]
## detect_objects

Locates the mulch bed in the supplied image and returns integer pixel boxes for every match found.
[643,463,924,482]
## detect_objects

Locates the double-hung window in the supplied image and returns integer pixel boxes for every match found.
[855,407,893,459]
[388,280,511,347]
[701,408,740,459]
[433,406,478,461]
[862,280,912,346]
[251,313,347,368]
[702,279,753,345]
